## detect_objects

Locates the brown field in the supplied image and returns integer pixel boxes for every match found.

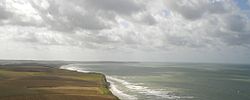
[0,65,119,100]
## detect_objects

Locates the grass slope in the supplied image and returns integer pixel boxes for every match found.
[0,65,118,100]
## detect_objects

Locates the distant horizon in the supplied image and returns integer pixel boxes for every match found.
[1,59,249,65]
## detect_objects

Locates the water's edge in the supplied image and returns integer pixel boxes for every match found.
[59,65,121,100]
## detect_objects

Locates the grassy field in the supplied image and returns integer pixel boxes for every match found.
[0,65,118,100]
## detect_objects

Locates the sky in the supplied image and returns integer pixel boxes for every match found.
[0,0,250,64]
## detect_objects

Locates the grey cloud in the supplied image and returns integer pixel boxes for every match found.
[223,33,250,46]
[0,1,43,27]
[1,0,143,33]
[165,0,229,20]
[83,0,142,15]
[6,17,44,27]
[208,1,228,14]
[223,15,247,32]
[13,32,41,43]
[30,0,109,32]
[204,14,250,46]
[13,30,79,46]
[0,6,12,20]
[82,33,120,45]
[0,2,13,23]
[130,13,157,26]
[30,0,143,32]
[48,12,108,32]
[140,14,157,25]
[69,30,145,49]
[213,29,250,46]
[120,32,142,45]
[1,0,250,51]
[165,34,209,48]
[163,0,250,47]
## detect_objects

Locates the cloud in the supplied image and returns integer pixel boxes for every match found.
[223,15,247,32]
[25,0,144,32]
[0,0,250,63]
[0,0,250,51]
[0,6,12,20]
[30,0,110,32]
[165,0,231,20]
[0,0,44,27]
[132,12,157,25]
[83,0,142,15]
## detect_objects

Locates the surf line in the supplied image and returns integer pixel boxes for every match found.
[59,64,136,100]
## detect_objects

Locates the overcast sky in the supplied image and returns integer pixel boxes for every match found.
[0,0,250,64]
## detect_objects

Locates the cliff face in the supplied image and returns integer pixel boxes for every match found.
[0,65,119,100]
[91,72,120,100]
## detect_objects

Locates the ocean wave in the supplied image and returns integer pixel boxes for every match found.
[59,64,136,100]
[107,76,194,100]
[60,64,193,100]
[108,80,138,100]
[60,64,90,73]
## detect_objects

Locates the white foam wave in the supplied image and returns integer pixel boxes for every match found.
[59,64,135,100]
[60,64,90,73]
[60,64,193,100]
[109,80,138,100]
[107,76,194,100]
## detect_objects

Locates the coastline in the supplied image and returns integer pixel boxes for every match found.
[94,72,120,100]
[0,64,119,100]
[59,64,193,100]
[60,65,128,100]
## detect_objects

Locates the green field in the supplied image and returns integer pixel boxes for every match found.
[0,65,118,100]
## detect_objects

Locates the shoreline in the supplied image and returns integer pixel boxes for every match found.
[59,64,193,100]
[59,65,121,100]
[59,65,133,100]
[95,72,120,100]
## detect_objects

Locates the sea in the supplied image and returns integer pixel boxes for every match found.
[60,62,250,100]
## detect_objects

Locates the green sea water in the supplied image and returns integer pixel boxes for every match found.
[61,62,250,100]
